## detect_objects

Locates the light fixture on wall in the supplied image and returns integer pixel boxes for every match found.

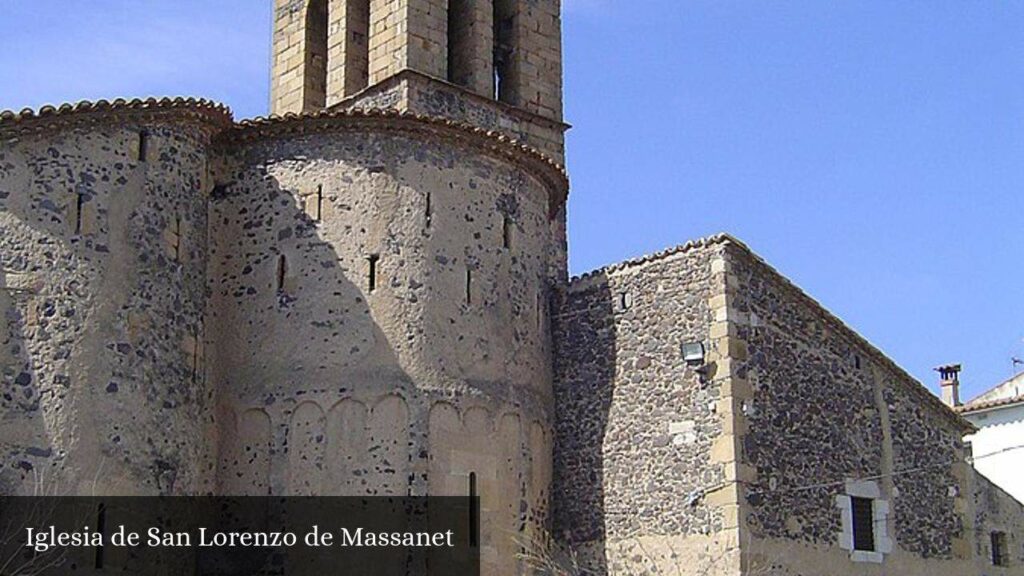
[681,341,705,366]
[682,341,712,386]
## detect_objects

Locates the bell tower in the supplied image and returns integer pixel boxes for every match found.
[270,0,566,161]
[270,0,330,114]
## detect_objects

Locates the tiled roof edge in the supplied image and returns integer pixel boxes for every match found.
[0,97,233,137]
[220,107,569,211]
[956,394,1024,415]
[567,232,741,284]
[0,100,569,209]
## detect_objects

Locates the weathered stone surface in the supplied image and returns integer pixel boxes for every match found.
[553,240,728,573]
[974,473,1024,571]
[271,0,563,124]
[552,237,1024,576]
[0,102,566,575]
[727,242,967,560]
[0,120,216,496]
[5,2,1024,575]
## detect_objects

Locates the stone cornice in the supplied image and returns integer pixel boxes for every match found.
[0,97,233,141]
[334,68,572,133]
[0,97,569,212]
[218,108,570,214]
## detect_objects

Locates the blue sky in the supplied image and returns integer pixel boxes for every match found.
[1,1,1022,400]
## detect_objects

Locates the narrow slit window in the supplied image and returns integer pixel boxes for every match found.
[95,503,107,569]
[73,192,85,234]
[425,193,432,227]
[138,130,149,162]
[536,290,542,330]
[468,472,479,548]
[992,531,1008,566]
[172,217,182,261]
[851,497,875,552]
[276,255,288,293]
[191,331,201,383]
[619,292,632,311]
[502,216,513,250]
[465,268,473,304]
[367,255,379,293]
[315,184,324,222]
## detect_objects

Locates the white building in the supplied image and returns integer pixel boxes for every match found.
[952,371,1024,503]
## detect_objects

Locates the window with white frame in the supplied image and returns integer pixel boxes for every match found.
[835,480,892,563]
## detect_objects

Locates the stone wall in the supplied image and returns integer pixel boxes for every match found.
[0,100,567,575]
[725,241,980,575]
[272,0,330,115]
[503,0,562,121]
[327,0,372,105]
[974,472,1024,575]
[334,70,568,167]
[209,115,564,575]
[0,104,228,496]
[448,0,494,97]
[553,238,738,574]
[551,235,1021,576]
[274,0,565,128]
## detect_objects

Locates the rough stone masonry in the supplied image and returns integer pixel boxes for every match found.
[2,1,1022,575]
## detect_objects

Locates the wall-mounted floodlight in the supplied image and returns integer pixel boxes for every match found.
[681,342,705,366]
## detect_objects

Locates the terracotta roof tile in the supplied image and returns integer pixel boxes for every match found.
[0,97,233,136]
[956,394,1024,414]
[0,99,568,209]
[223,107,569,209]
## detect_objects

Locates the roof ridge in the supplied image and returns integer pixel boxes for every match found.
[0,96,233,124]
[722,240,976,433]
[956,394,1024,415]
[566,233,974,433]
[0,100,567,205]
[228,107,565,172]
[220,107,569,211]
[568,232,742,283]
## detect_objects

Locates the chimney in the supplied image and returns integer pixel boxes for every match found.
[935,364,962,407]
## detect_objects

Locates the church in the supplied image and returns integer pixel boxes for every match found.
[1,1,1021,574]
